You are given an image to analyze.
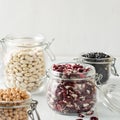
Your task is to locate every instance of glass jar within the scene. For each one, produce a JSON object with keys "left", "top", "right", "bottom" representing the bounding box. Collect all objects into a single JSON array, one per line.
[
  {"left": 0, "top": 34, "right": 55, "bottom": 92},
  {"left": 0, "top": 88, "right": 40, "bottom": 120},
  {"left": 47, "top": 62, "right": 97, "bottom": 115},
  {"left": 79, "top": 52, "right": 119, "bottom": 84},
  {"left": 0, "top": 99, "right": 40, "bottom": 120}
]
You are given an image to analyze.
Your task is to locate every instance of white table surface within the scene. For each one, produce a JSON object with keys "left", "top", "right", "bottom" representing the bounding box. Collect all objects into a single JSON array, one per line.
[{"left": 1, "top": 56, "right": 120, "bottom": 120}]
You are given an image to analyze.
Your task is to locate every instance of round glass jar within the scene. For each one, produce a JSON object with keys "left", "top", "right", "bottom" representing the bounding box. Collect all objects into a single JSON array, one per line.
[
  {"left": 100, "top": 78, "right": 120, "bottom": 113},
  {"left": 47, "top": 62, "right": 97, "bottom": 115},
  {"left": 79, "top": 52, "right": 119, "bottom": 84},
  {"left": 0, "top": 34, "right": 55, "bottom": 92},
  {"left": 0, "top": 88, "right": 40, "bottom": 120}
]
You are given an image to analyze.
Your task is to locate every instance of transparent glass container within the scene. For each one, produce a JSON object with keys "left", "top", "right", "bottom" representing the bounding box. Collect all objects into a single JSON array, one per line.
[
  {"left": 100, "top": 78, "right": 120, "bottom": 113},
  {"left": 0, "top": 94, "right": 40, "bottom": 120},
  {"left": 0, "top": 34, "right": 55, "bottom": 92},
  {"left": 47, "top": 62, "right": 97, "bottom": 115},
  {"left": 79, "top": 52, "right": 119, "bottom": 84}
]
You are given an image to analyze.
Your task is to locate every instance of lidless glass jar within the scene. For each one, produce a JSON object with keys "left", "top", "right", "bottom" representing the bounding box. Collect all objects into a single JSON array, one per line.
[
  {"left": 79, "top": 52, "right": 119, "bottom": 84},
  {"left": 47, "top": 62, "right": 97, "bottom": 116},
  {"left": 0, "top": 99, "right": 40, "bottom": 120},
  {"left": 0, "top": 89, "right": 40, "bottom": 120},
  {"left": 0, "top": 34, "right": 55, "bottom": 92}
]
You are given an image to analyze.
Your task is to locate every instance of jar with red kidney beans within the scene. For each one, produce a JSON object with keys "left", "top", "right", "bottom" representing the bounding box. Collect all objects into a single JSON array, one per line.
[{"left": 47, "top": 62, "right": 97, "bottom": 116}]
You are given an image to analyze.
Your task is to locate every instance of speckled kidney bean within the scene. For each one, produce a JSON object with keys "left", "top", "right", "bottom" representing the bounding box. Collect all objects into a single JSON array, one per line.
[{"left": 47, "top": 63, "right": 96, "bottom": 115}]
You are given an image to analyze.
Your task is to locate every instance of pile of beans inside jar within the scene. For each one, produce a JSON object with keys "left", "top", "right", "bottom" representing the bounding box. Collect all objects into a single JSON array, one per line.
[
  {"left": 0, "top": 88, "right": 30, "bottom": 120},
  {"left": 81, "top": 52, "right": 112, "bottom": 84},
  {"left": 5, "top": 48, "right": 45, "bottom": 92},
  {"left": 47, "top": 63, "right": 96, "bottom": 115}
]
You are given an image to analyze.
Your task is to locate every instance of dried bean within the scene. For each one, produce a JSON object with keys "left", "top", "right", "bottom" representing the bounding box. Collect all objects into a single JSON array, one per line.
[
  {"left": 47, "top": 63, "right": 96, "bottom": 115},
  {"left": 82, "top": 52, "right": 111, "bottom": 84},
  {"left": 5, "top": 48, "right": 45, "bottom": 92},
  {"left": 0, "top": 88, "right": 30, "bottom": 120},
  {"left": 90, "top": 116, "right": 99, "bottom": 120}
]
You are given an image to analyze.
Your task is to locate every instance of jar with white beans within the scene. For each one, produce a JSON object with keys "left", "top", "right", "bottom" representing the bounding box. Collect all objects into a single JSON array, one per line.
[{"left": 0, "top": 34, "right": 55, "bottom": 92}]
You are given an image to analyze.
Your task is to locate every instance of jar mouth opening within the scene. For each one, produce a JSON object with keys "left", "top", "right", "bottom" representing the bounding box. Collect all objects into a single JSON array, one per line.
[
  {"left": 3, "top": 35, "right": 46, "bottom": 48},
  {"left": 50, "top": 62, "right": 96, "bottom": 79},
  {"left": 81, "top": 56, "right": 114, "bottom": 64},
  {"left": 80, "top": 52, "right": 114, "bottom": 64},
  {"left": 0, "top": 92, "right": 32, "bottom": 108},
  {"left": 51, "top": 71, "right": 96, "bottom": 80}
]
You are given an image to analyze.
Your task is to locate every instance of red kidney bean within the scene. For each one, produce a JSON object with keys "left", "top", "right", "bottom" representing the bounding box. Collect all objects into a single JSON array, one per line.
[
  {"left": 78, "top": 113, "right": 85, "bottom": 118},
  {"left": 90, "top": 116, "right": 99, "bottom": 120}
]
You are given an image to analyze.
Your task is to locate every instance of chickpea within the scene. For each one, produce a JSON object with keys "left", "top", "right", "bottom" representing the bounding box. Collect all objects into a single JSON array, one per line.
[{"left": 0, "top": 88, "right": 30, "bottom": 120}]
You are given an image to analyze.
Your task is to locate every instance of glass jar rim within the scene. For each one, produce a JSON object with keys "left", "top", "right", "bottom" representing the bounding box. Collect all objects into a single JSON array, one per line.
[
  {"left": 3, "top": 34, "right": 46, "bottom": 48},
  {"left": 0, "top": 92, "right": 32, "bottom": 108},
  {"left": 81, "top": 56, "right": 114, "bottom": 64},
  {"left": 80, "top": 52, "right": 114, "bottom": 64},
  {"left": 49, "top": 62, "right": 96, "bottom": 79}
]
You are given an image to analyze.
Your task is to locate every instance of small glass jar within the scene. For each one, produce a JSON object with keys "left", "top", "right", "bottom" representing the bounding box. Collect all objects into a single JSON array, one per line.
[
  {"left": 0, "top": 99, "right": 40, "bottom": 120},
  {"left": 47, "top": 62, "right": 97, "bottom": 115},
  {"left": 0, "top": 34, "right": 55, "bottom": 92},
  {"left": 0, "top": 91, "right": 40, "bottom": 120},
  {"left": 79, "top": 52, "right": 119, "bottom": 84}
]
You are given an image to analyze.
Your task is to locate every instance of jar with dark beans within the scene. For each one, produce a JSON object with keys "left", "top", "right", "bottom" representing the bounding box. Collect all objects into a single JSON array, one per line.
[
  {"left": 47, "top": 63, "right": 97, "bottom": 116},
  {"left": 81, "top": 52, "right": 118, "bottom": 84}
]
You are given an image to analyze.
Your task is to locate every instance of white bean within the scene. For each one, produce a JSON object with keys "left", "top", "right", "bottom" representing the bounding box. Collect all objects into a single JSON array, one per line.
[{"left": 5, "top": 48, "right": 45, "bottom": 92}]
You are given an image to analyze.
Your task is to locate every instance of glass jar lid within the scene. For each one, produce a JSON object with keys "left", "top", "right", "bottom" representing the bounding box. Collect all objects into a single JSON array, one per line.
[{"left": 100, "top": 78, "right": 120, "bottom": 112}]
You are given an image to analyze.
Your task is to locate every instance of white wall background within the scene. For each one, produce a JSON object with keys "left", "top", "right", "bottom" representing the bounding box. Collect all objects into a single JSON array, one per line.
[{"left": 0, "top": 0, "right": 120, "bottom": 56}]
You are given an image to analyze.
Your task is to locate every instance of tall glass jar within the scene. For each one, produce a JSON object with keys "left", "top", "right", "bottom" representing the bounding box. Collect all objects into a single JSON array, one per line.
[
  {"left": 0, "top": 34, "right": 55, "bottom": 92},
  {"left": 47, "top": 62, "right": 97, "bottom": 116}
]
